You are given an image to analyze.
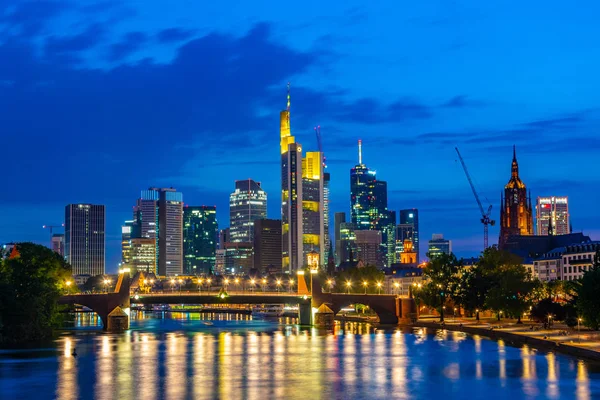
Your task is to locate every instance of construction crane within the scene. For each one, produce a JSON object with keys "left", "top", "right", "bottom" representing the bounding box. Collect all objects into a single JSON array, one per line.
[
  {"left": 314, "top": 125, "right": 326, "bottom": 168},
  {"left": 455, "top": 148, "right": 495, "bottom": 250},
  {"left": 43, "top": 224, "right": 64, "bottom": 245}
]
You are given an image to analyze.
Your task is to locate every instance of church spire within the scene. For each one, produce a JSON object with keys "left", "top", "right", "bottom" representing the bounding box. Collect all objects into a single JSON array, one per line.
[{"left": 511, "top": 145, "right": 519, "bottom": 178}]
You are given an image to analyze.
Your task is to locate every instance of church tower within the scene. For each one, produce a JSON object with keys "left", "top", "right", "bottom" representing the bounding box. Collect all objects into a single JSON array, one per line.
[{"left": 499, "top": 146, "right": 533, "bottom": 248}]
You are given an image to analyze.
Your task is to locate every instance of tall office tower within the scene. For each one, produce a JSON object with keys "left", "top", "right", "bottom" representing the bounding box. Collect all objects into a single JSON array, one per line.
[
  {"left": 380, "top": 210, "right": 396, "bottom": 266},
  {"left": 254, "top": 219, "right": 283, "bottom": 273},
  {"left": 428, "top": 234, "right": 452, "bottom": 257},
  {"left": 536, "top": 196, "right": 570, "bottom": 236},
  {"left": 334, "top": 212, "right": 346, "bottom": 265},
  {"left": 355, "top": 230, "right": 382, "bottom": 267},
  {"left": 133, "top": 188, "right": 183, "bottom": 276},
  {"left": 121, "top": 220, "right": 133, "bottom": 265},
  {"left": 323, "top": 172, "right": 331, "bottom": 259},
  {"left": 350, "top": 140, "right": 375, "bottom": 230},
  {"left": 395, "top": 223, "right": 414, "bottom": 259},
  {"left": 222, "top": 242, "right": 254, "bottom": 275},
  {"left": 218, "top": 228, "right": 230, "bottom": 249},
  {"left": 183, "top": 206, "right": 218, "bottom": 275},
  {"left": 399, "top": 209, "right": 420, "bottom": 262},
  {"left": 229, "top": 179, "right": 267, "bottom": 243},
  {"left": 51, "top": 234, "right": 65, "bottom": 257},
  {"left": 65, "top": 204, "right": 105, "bottom": 276},
  {"left": 499, "top": 146, "right": 533, "bottom": 248},
  {"left": 302, "top": 151, "right": 325, "bottom": 267},
  {"left": 280, "top": 84, "right": 303, "bottom": 273},
  {"left": 338, "top": 222, "right": 357, "bottom": 263},
  {"left": 130, "top": 238, "right": 156, "bottom": 274}
]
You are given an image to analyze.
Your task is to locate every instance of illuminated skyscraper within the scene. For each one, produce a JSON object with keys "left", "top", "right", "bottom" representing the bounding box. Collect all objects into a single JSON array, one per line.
[
  {"left": 350, "top": 140, "right": 375, "bottom": 230},
  {"left": 65, "top": 204, "right": 105, "bottom": 276},
  {"left": 183, "top": 206, "right": 218, "bottom": 275},
  {"left": 133, "top": 188, "right": 183, "bottom": 276},
  {"left": 428, "top": 234, "right": 452, "bottom": 257},
  {"left": 121, "top": 220, "right": 133, "bottom": 266},
  {"left": 399, "top": 209, "right": 419, "bottom": 262},
  {"left": 355, "top": 230, "right": 381, "bottom": 266},
  {"left": 536, "top": 196, "right": 570, "bottom": 236},
  {"left": 229, "top": 179, "right": 267, "bottom": 243},
  {"left": 323, "top": 172, "right": 331, "bottom": 258},
  {"left": 302, "top": 150, "right": 325, "bottom": 267},
  {"left": 281, "top": 84, "right": 303, "bottom": 273},
  {"left": 338, "top": 221, "right": 357, "bottom": 263},
  {"left": 334, "top": 212, "right": 346, "bottom": 264},
  {"left": 254, "top": 219, "right": 282, "bottom": 272},
  {"left": 499, "top": 147, "right": 533, "bottom": 248},
  {"left": 130, "top": 238, "right": 156, "bottom": 274}
]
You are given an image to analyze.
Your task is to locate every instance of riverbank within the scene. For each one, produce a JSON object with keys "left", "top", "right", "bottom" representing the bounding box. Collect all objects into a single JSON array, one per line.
[{"left": 413, "top": 319, "right": 600, "bottom": 362}]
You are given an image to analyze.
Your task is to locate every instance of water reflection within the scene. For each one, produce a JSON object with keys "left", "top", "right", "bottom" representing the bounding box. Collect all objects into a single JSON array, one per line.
[{"left": 1, "top": 312, "right": 600, "bottom": 400}]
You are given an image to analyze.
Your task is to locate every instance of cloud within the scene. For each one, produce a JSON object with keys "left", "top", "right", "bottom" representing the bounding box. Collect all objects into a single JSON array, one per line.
[
  {"left": 440, "top": 95, "right": 484, "bottom": 108},
  {"left": 108, "top": 31, "right": 147, "bottom": 61},
  {"left": 156, "top": 27, "right": 195, "bottom": 43}
]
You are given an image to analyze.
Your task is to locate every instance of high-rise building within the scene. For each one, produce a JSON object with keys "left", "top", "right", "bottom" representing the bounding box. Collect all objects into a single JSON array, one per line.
[
  {"left": 395, "top": 223, "right": 414, "bottom": 260},
  {"left": 51, "top": 234, "right": 64, "bottom": 257},
  {"left": 65, "top": 204, "right": 105, "bottom": 276},
  {"left": 379, "top": 210, "right": 396, "bottom": 266},
  {"left": 281, "top": 84, "right": 303, "bottom": 274},
  {"left": 130, "top": 238, "right": 156, "bottom": 274},
  {"left": 334, "top": 212, "right": 346, "bottom": 265},
  {"left": 219, "top": 228, "right": 230, "bottom": 249},
  {"left": 229, "top": 179, "right": 267, "bottom": 243},
  {"left": 350, "top": 140, "right": 376, "bottom": 230},
  {"left": 428, "top": 234, "right": 452, "bottom": 258},
  {"left": 399, "top": 209, "right": 419, "bottom": 262},
  {"left": 499, "top": 147, "right": 533, "bottom": 248},
  {"left": 133, "top": 188, "right": 183, "bottom": 276},
  {"left": 323, "top": 172, "right": 331, "bottom": 259},
  {"left": 121, "top": 220, "right": 133, "bottom": 266},
  {"left": 253, "top": 219, "right": 282, "bottom": 272},
  {"left": 302, "top": 150, "right": 325, "bottom": 267},
  {"left": 183, "top": 206, "right": 218, "bottom": 275},
  {"left": 338, "top": 222, "right": 357, "bottom": 263},
  {"left": 355, "top": 230, "right": 381, "bottom": 266},
  {"left": 536, "top": 196, "right": 570, "bottom": 236},
  {"left": 219, "top": 242, "right": 253, "bottom": 275}
]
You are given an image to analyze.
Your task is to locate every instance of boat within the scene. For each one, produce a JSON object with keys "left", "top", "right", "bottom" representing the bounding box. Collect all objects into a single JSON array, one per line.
[{"left": 252, "top": 304, "right": 284, "bottom": 319}]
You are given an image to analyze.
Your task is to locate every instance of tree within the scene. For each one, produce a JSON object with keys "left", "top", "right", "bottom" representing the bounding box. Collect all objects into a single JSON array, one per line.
[
  {"left": 334, "top": 265, "right": 385, "bottom": 294},
  {"left": 575, "top": 250, "right": 600, "bottom": 330},
  {"left": 422, "top": 253, "right": 462, "bottom": 322},
  {"left": 530, "top": 298, "right": 566, "bottom": 323},
  {"left": 454, "top": 265, "right": 492, "bottom": 321},
  {"left": 0, "top": 243, "right": 73, "bottom": 345}
]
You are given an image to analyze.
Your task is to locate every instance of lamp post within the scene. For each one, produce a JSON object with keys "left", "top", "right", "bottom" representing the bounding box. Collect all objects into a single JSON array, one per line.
[
  {"left": 453, "top": 307, "right": 457, "bottom": 323},
  {"left": 262, "top": 278, "right": 267, "bottom": 292},
  {"left": 475, "top": 309, "right": 480, "bottom": 323},
  {"left": 206, "top": 278, "right": 212, "bottom": 293},
  {"left": 393, "top": 282, "right": 400, "bottom": 296},
  {"left": 327, "top": 279, "right": 334, "bottom": 293},
  {"left": 103, "top": 278, "right": 111, "bottom": 293},
  {"left": 224, "top": 278, "right": 230, "bottom": 292},
  {"left": 289, "top": 278, "right": 295, "bottom": 293},
  {"left": 376, "top": 281, "right": 383, "bottom": 295},
  {"left": 363, "top": 281, "right": 368, "bottom": 294},
  {"left": 276, "top": 279, "right": 282, "bottom": 293},
  {"left": 346, "top": 280, "right": 352, "bottom": 294},
  {"left": 170, "top": 278, "right": 176, "bottom": 293},
  {"left": 198, "top": 278, "right": 204, "bottom": 293},
  {"left": 250, "top": 278, "right": 256, "bottom": 294},
  {"left": 578, "top": 318, "right": 582, "bottom": 342},
  {"left": 65, "top": 280, "right": 72, "bottom": 294},
  {"left": 178, "top": 278, "right": 183, "bottom": 294},
  {"left": 234, "top": 278, "right": 240, "bottom": 293}
]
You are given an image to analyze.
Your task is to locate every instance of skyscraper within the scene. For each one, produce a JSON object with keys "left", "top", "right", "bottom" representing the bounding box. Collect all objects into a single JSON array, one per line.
[
  {"left": 536, "top": 196, "right": 570, "bottom": 236},
  {"left": 65, "top": 204, "right": 105, "bottom": 276},
  {"left": 253, "top": 219, "right": 282, "bottom": 273},
  {"left": 399, "top": 209, "right": 420, "bottom": 262},
  {"left": 52, "top": 234, "right": 64, "bottom": 257},
  {"left": 338, "top": 222, "right": 357, "bottom": 263},
  {"left": 355, "top": 230, "right": 381, "bottom": 266},
  {"left": 229, "top": 179, "right": 267, "bottom": 243},
  {"left": 183, "top": 206, "right": 218, "bottom": 275},
  {"left": 121, "top": 220, "right": 133, "bottom": 266},
  {"left": 334, "top": 212, "right": 346, "bottom": 265},
  {"left": 302, "top": 150, "right": 325, "bottom": 267},
  {"left": 350, "top": 140, "right": 375, "bottom": 230},
  {"left": 428, "top": 234, "right": 452, "bottom": 257},
  {"left": 133, "top": 188, "right": 183, "bottom": 276},
  {"left": 130, "top": 238, "right": 156, "bottom": 274},
  {"left": 323, "top": 172, "right": 331, "bottom": 259},
  {"left": 499, "top": 146, "right": 533, "bottom": 248},
  {"left": 281, "top": 84, "right": 303, "bottom": 273}
]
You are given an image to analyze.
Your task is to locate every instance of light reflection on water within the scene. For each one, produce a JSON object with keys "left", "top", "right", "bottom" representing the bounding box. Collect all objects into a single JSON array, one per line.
[{"left": 1, "top": 312, "right": 600, "bottom": 400}]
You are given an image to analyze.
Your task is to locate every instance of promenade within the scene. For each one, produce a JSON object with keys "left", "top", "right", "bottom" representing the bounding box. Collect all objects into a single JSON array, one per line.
[{"left": 414, "top": 316, "right": 600, "bottom": 361}]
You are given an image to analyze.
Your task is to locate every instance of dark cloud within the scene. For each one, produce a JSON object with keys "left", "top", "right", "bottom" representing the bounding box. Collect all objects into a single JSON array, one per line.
[
  {"left": 1, "top": 0, "right": 68, "bottom": 36},
  {"left": 44, "top": 23, "right": 105, "bottom": 62},
  {"left": 441, "top": 95, "right": 484, "bottom": 108},
  {"left": 108, "top": 31, "right": 147, "bottom": 61},
  {"left": 156, "top": 27, "right": 195, "bottom": 43}
]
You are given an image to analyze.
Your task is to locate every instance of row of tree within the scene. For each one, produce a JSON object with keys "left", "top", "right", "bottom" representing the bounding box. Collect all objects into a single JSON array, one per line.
[{"left": 416, "top": 247, "right": 600, "bottom": 330}]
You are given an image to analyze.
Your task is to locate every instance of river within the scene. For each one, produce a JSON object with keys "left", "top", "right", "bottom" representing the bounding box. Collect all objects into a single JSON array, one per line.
[{"left": 1, "top": 311, "right": 599, "bottom": 399}]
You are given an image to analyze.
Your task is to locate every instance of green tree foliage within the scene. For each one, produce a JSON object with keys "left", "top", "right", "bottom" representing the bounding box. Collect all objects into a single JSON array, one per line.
[
  {"left": 530, "top": 298, "right": 566, "bottom": 322},
  {"left": 421, "top": 253, "right": 462, "bottom": 321},
  {"left": 0, "top": 243, "right": 73, "bottom": 345},
  {"left": 454, "top": 265, "right": 491, "bottom": 321},
  {"left": 334, "top": 265, "right": 385, "bottom": 294},
  {"left": 575, "top": 250, "right": 600, "bottom": 330}
]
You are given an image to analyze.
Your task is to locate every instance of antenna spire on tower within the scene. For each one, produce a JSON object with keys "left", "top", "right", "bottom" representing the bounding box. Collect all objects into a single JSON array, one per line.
[
  {"left": 358, "top": 139, "right": 362, "bottom": 165},
  {"left": 286, "top": 82, "right": 290, "bottom": 111}
]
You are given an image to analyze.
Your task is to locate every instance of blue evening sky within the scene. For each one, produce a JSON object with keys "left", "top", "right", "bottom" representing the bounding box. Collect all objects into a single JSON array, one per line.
[{"left": 2, "top": 1, "right": 599, "bottom": 271}]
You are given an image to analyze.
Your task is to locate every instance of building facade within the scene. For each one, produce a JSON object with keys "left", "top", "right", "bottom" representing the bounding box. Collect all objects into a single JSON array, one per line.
[
  {"left": 499, "top": 147, "right": 533, "bottom": 248},
  {"left": 65, "top": 204, "right": 105, "bottom": 276},
  {"left": 302, "top": 151, "right": 325, "bottom": 267},
  {"left": 350, "top": 140, "right": 376, "bottom": 230},
  {"left": 334, "top": 212, "right": 346, "bottom": 265},
  {"left": 355, "top": 229, "right": 381, "bottom": 267},
  {"left": 561, "top": 242, "right": 600, "bottom": 281},
  {"left": 130, "top": 238, "right": 156, "bottom": 274},
  {"left": 536, "top": 196, "right": 570, "bottom": 236},
  {"left": 253, "top": 219, "right": 282, "bottom": 273},
  {"left": 52, "top": 234, "right": 65, "bottom": 257},
  {"left": 121, "top": 220, "right": 133, "bottom": 266},
  {"left": 323, "top": 172, "right": 331, "bottom": 259},
  {"left": 399, "top": 209, "right": 419, "bottom": 262},
  {"left": 428, "top": 234, "right": 452, "bottom": 258},
  {"left": 183, "top": 206, "right": 218, "bottom": 275},
  {"left": 229, "top": 179, "right": 267, "bottom": 243}
]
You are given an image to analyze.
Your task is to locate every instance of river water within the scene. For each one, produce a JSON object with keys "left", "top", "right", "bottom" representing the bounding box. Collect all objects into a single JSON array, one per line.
[{"left": 1, "top": 311, "right": 599, "bottom": 399}]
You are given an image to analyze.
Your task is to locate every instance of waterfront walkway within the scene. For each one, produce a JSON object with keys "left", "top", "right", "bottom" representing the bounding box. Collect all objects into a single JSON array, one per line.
[{"left": 414, "top": 317, "right": 600, "bottom": 361}]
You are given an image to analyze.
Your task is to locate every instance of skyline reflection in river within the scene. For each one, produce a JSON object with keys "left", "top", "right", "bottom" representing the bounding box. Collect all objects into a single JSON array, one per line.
[{"left": 1, "top": 312, "right": 600, "bottom": 399}]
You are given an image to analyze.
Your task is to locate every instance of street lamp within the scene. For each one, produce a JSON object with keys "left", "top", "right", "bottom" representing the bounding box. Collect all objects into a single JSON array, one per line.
[
  {"left": 262, "top": 277, "right": 267, "bottom": 292},
  {"left": 224, "top": 278, "right": 230, "bottom": 292},
  {"left": 346, "top": 280, "right": 352, "bottom": 294},
  {"left": 362, "top": 281, "right": 368, "bottom": 294},
  {"left": 578, "top": 318, "right": 582, "bottom": 342},
  {"left": 103, "top": 278, "right": 111, "bottom": 293},
  {"left": 198, "top": 278, "right": 204, "bottom": 293},
  {"left": 276, "top": 279, "right": 282, "bottom": 293},
  {"left": 376, "top": 281, "right": 383, "bottom": 295},
  {"left": 453, "top": 307, "right": 457, "bottom": 323},
  {"left": 393, "top": 282, "right": 400, "bottom": 295},
  {"left": 289, "top": 278, "right": 295, "bottom": 293},
  {"left": 234, "top": 277, "right": 240, "bottom": 293},
  {"left": 170, "top": 278, "right": 176, "bottom": 293},
  {"left": 206, "top": 278, "right": 212, "bottom": 292},
  {"left": 178, "top": 278, "right": 183, "bottom": 294},
  {"left": 250, "top": 278, "right": 256, "bottom": 293},
  {"left": 327, "top": 279, "right": 334, "bottom": 293},
  {"left": 65, "top": 280, "right": 72, "bottom": 294}
]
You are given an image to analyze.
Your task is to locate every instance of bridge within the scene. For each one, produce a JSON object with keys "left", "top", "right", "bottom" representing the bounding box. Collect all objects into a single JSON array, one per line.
[{"left": 59, "top": 273, "right": 416, "bottom": 329}]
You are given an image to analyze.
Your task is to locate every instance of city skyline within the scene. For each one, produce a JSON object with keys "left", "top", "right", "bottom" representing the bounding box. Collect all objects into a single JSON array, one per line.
[{"left": 2, "top": 1, "right": 600, "bottom": 272}]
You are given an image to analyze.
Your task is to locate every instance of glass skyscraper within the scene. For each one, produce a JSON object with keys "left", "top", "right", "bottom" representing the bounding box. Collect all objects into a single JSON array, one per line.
[
  {"left": 183, "top": 206, "right": 218, "bottom": 275},
  {"left": 399, "top": 209, "right": 419, "bottom": 263},
  {"left": 536, "top": 196, "right": 569, "bottom": 236},
  {"left": 65, "top": 204, "right": 105, "bottom": 276},
  {"left": 229, "top": 179, "right": 267, "bottom": 243}
]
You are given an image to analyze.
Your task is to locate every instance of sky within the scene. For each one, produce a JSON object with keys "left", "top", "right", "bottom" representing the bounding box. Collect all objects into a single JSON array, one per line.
[{"left": 2, "top": 0, "right": 600, "bottom": 272}]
